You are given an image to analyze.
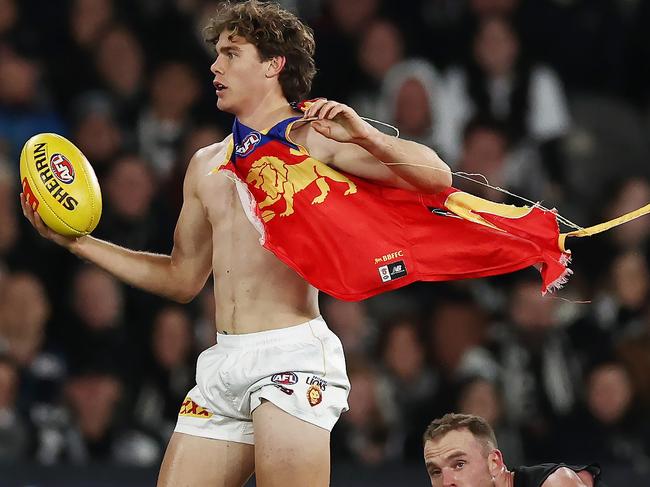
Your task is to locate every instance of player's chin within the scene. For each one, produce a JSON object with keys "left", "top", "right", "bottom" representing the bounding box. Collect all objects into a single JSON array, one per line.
[{"left": 215, "top": 95, "right": 234, "bottom": 113}]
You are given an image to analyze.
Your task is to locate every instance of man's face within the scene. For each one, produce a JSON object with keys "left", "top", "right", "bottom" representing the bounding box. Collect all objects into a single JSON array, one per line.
[
  {"left": 210, "top": 31, "right": 271, "bottom": 114},
  {"left": 423, "top": 429, "right": 495, "bottom": 487}
]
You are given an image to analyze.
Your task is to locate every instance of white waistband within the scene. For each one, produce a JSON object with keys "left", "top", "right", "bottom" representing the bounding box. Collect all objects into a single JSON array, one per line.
[{"left": 216, "top": 316, "right": 328, "bottom": 348}]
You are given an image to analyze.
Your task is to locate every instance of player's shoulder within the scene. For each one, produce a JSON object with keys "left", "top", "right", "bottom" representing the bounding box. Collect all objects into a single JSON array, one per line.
[
  {"left": 193, "top": 134, "right": 233, "bottom": 163},
  {"left": 187, "top": 134, "right": 234, "bottom": 173},
  {"left": 544, "top": 467, "right": 593, "bottom": 487}
]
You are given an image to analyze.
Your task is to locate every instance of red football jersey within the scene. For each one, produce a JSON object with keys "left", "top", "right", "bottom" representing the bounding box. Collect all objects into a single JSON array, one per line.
[{"left": 216, "top": 114, "right": 571, "bottom": 301}]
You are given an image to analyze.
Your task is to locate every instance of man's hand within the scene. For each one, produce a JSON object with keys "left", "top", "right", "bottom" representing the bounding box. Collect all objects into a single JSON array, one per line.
[
  {"left": 20, "top": 193, "right": 77, "bottom": 248},
  {"left": 303, "top": 98, "right": 376, "bottom": 144}
]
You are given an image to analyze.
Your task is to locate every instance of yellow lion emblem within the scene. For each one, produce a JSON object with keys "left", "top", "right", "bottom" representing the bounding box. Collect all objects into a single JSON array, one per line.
[{"left": 246, "top": 156, "right": 357, "bottom": 222}]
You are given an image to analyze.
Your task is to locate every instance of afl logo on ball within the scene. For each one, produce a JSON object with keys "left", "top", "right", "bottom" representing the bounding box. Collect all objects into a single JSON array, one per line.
[{"left": 49, "top": 153, "right": 75, "bottom": 184}]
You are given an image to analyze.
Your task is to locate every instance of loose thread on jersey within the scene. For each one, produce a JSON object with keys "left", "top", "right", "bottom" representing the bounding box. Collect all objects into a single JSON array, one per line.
[
  {"left": 547, "top": 296, "right": 592, "bottom": 304},
  {"left": 360, "top": 117, "right": 400, "bottom": 138},
  {"left": 300, "top": 116, "right": 401, "bottom": 138},
  {"left": 382, "top": 161, "right": 584, "bottom": 231}
]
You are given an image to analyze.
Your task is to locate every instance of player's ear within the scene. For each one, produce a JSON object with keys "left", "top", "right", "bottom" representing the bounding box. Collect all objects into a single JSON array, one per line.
[
  {"left": 265, "top": 55, "right": 286, "bottom": 78},
  {"left": 487, "top": 449, "right": 505, "bottom": 478}
]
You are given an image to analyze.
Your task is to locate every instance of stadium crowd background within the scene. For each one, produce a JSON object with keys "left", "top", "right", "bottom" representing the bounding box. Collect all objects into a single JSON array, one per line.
[{"left": 1, "top": 0, "right": 650, "bottom": 483}]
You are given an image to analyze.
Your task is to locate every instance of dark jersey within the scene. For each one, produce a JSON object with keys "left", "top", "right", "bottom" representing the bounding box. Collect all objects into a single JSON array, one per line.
[{"left": 513, "top": 463, "right": 604, "bottom": 487}]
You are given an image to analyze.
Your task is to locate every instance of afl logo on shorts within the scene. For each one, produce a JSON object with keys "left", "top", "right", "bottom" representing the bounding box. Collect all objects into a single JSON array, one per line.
[
  {"left": 236, "top": 132, "right": 261, "bottom": 157},
  {"left": 49, "top": 153, "right": 75, "bottom": 184},
  {"left": 272, "top": 372, "right": 298, "bottom": 385}
]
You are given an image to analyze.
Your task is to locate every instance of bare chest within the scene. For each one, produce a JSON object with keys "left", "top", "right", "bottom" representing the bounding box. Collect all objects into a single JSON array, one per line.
[{"left": 195, "top": 160, "right": 256, "bottom": 238}]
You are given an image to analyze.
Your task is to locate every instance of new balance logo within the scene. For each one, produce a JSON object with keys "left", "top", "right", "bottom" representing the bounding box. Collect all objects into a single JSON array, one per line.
[{"left": 378, "top": 260, "right": 407, "bottom": 282}]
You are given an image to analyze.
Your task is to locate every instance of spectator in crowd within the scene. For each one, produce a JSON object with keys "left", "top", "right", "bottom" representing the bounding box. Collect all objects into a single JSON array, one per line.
[
  {"left": 455, "top": 115, "right": 547, "bottom": 202},
  {"left": 331, "top": 356, "right": 400, "bottom": 465},
  {"left": 0, "top": 163, "right": 19, "bottom": 263},
  {"left": 92, "top": 24, "right": 146, "bottom": 128},
  {"left": 575, "top": 176, "right": 650, "bottom": 291},
  {"left": 321, "top": 296, "right": 376, "bottom": 356},
  {"left": 555, "top": 359, "right": 650, "bottom": 473},
  {"left": 482, "top": 273, "right": 582, "bottom": 462},
  {"left": 441, "top": 15, "right": 570, "bottom": 186},
  {"left": 349, "top": 18, "right": 405, "bottom": 119},
  {"left": 518, "top": 0, "right": 627, "bottom": 96},
  {"left": 0, "top": 270, "right": 68, "bottom": 467},
  {"left": 0, "top": 48, "right": 66, "bottom": 162},
  {"left": 616, "top": 308, "right": 650, "bottom": 412},
  {"left": 591, "top": 250, "right": 649, "bottom": 341},
  {"left": 94, "top": 154, "right": 175, "bottom": 339},
  {"left": 0, "top": 272, "right": 49, "bottom": 366},
  {"left": 97, "top": 154, "right": 164, "bottom": 248},
  {"left": 455, "top": 375, "right": 525, "bottom": 467},
  {"left": 375, "top": 59, "right": 446, "bottom": 155},
  {"left": 0, "top": 271, "right": 66, "bottom": 405},
  {"left": 70, "top": 94, "right": 125, "bottom": 179},
  {"left": 378, "top": 316, "right": 440, "bottom": 461},
  {"left": 132, "top": 306, "right": 197, "bottom": 445},
  {"left": 62, "top": 266, "right": 134, "bottom": 386},
  {"left": 0, "top": 0, "right": 18, "bottom": 45},
  {"left": 50, "top": 0, "right": 115, "bottom": 111},
  {"left": 137, "top": 61, "right": 201, "bottom": 180},
  {"left": 428, "top": 295, "right": 490, "bottom": 388},
  {"left": 380, "top": 317, "right": 437, "bottom": 414},
  {"left": 57, "top": 364, "right": 160, "bottom": 465},
  {"left": 0, "top": 353, "right": 30, "bottom": 462},
  {"left": 311, "top": 0, "right": 380, "bottom": 101},
  {"left": 0, "top": 0, "right": 38, "bottom": 55},
  {"left": 603, "top": 177, "right": 650, "bottom": 254}
]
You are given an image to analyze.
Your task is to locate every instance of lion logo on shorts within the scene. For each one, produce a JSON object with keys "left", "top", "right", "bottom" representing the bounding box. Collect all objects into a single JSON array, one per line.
[
  {"left": 307, "top": 384, "right": 323, "bottom": 407},
  {"left": 245, "top": 156, "right": 357, "bottom": 222}
]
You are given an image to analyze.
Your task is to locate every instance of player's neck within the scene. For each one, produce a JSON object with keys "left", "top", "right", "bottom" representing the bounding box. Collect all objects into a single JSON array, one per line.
[{"left": 236, "top": 92, "right": 295, "bottom": 132}]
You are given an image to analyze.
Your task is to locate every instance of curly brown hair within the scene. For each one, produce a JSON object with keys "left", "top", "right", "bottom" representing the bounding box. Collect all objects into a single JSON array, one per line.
[{"left": 204, "top": 0, "right": 316, "bottom": 102}]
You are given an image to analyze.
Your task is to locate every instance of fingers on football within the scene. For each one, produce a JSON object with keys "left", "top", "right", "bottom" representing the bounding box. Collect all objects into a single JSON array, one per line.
[
  {"left": 20, "top": 194, "right": 48, "bottom": 236},
  {"left": 33, "top": 212, "right": 49, "bottom": 236},
  {"left": 20, "top": 193, "right": 34, "bottom": 220}
]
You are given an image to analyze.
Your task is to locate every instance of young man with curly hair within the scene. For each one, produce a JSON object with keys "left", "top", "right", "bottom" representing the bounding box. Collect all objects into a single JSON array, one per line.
[{"left": 21, "top": 1, "right": 451, "bottom": 485}]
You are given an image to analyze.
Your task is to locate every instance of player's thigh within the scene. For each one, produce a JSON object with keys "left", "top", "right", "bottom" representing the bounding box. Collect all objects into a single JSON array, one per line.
[
  {"left": 157, "top": 432, "right": 255, "bottom": 487},
  {"left": 252, "top": 400, "right": 330, "bottom": 487}
]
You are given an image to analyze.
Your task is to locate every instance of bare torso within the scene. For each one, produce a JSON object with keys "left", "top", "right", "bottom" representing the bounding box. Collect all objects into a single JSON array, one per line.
[{"left": 193, "top": 138, "right": 319, "bottom": 334}]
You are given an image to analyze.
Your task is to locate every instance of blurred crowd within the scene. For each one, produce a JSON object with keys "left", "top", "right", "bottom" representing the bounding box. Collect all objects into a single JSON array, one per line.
[{"left": 0, "top": 0, "right": 649, "bottom": 475}]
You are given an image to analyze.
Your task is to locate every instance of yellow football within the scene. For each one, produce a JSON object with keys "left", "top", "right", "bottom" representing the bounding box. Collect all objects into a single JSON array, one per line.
[{"left": 19, "top": 133, "right": 102, "bottom": 237}]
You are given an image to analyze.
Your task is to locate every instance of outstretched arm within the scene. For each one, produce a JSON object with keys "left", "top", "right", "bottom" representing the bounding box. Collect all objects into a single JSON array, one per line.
[
  {"left": 299, "top": 98, "right": 452, "bottom": 193},
  {"left": 20, "top": 145, "right": 217, "bottom": 303}
]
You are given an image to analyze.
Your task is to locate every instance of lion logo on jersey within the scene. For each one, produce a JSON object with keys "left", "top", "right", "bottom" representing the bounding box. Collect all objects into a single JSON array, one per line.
[{"left": 245, "top": 156, "right": 357, "bottom": 222}]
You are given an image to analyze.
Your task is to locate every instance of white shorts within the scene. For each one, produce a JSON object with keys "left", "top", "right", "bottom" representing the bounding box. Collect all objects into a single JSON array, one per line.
[{"left": 174, "top": 316, "right": 350, "bottom": 445}]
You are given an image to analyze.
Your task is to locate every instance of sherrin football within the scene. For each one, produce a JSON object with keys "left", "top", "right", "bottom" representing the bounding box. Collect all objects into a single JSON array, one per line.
[{"left": 20, "top": 133, "right": 102, "bottom": 237}]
